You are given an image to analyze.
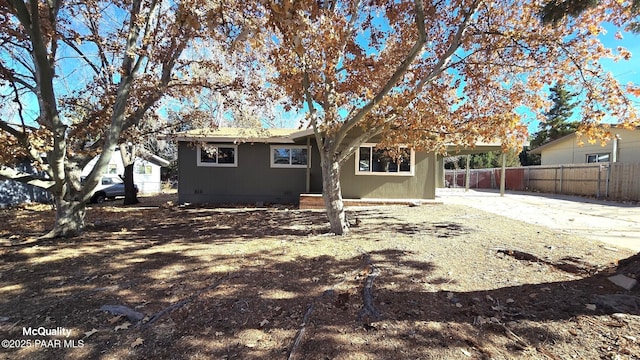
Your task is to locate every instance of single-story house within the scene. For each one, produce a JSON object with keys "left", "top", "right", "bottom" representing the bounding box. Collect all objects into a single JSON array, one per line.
[
  {"left": 529, "top": 127, "right": 640, "bottom": 165},
  {"left": 0, "top": 161, "right": 50, "bottom": 207},
  {"left": 175, "top": 128, "right": 503, "bottom": 205},
  {"left": 82, "top": 149, "right": 170, "bottom": 194}
]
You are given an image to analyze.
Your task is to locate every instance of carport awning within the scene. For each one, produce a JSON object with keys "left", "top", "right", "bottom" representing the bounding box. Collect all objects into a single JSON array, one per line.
[{"left": 445, "top": 143, "right": 503, "bottom": 155}]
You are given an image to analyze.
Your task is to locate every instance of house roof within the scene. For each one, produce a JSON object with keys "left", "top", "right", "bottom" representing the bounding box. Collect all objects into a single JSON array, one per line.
[
  {"left": 175, "top": 128, "right": 314, "bottom": 144},
  {"left": 176, "top": 127, "right": 508, "bottom": 153},
  {"left": 445, "top": 141, "right": 505, "bottom": 155},
  {"left": 528, "top": 125, "right": 639, "bottom": 155},
  {"left": 112, "top": 148, "right": 171, "bottom": 167},
  {"left": 528, "top": 133, "right": 575, "bottom": 155}
]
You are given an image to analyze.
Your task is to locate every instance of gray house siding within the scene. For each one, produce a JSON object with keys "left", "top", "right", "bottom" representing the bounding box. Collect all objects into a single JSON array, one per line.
[
  {"left": 340, "top": 150, "right": 437, "bottom": 199},
  {"left": 178, "top": 142, "right": 321, "bottom": 205},
  {"left": 0, "top": 162, "right": 50, "bottom": 207}
]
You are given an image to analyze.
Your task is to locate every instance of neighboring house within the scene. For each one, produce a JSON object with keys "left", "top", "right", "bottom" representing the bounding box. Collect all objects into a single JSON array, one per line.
[
  {"left": 529, "top": 127, "right": 640, "bottom": 165},
  {"left": 0, "top": 161, "right": 50, "bottom": 207},
  {"left": 82, "top": 149, "right": 170, "bottom": 195},
  {"left": 175, "top": 128, "right": 502, "bottom": 205}
]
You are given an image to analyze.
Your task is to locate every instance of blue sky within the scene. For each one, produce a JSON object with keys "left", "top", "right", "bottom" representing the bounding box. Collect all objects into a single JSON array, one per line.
[
  {"left": 522, "top": 24, "right": 640, "bottom": 135},
  {"left": 2, "top": 11, "right": 639, "bottom": 137}
]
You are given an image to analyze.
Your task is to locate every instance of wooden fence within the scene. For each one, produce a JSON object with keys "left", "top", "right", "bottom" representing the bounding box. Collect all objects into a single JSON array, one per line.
[{"left": 445, "top": 162, "right": 640, "bottom": 202}]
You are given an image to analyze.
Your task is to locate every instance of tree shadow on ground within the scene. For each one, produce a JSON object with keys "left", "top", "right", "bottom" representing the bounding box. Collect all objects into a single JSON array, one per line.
[{"left": 0, "top": 204, "right": 638, "bottom": 359}]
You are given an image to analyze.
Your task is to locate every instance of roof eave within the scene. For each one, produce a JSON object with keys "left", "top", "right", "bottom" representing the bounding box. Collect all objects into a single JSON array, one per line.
[{"left": 175, "top": 135, "right": 296, "bottom": 144}]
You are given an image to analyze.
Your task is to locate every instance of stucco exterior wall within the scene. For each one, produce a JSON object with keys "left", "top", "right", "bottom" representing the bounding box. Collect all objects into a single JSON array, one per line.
[
  {"left": 340, "top": 150, "right": 437, "bottom": 199},
  {"left": 178, "top": 142, "right": 321, "bottom": 204},
  {"left": 178, "top": 138, "right": 438, "bottom": 204}
]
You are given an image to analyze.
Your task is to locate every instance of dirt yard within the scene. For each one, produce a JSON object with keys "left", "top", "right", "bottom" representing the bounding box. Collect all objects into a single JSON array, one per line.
[{"left": 1, "top": 194, "right": 639, "bottom": 360}]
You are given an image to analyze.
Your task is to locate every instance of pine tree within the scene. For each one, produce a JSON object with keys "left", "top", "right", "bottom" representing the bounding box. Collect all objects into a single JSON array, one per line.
[
  {"left": 531, "top": 83, "right": 579, "bottom": 148},
  {"left": 541, "top": 0, "right": 640, "bottom": 32}
]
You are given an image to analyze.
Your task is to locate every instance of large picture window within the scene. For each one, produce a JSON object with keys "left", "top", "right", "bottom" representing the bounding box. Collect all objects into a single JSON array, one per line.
[
  {"left": 270, "top": 145, "right": 309, "bottom": 168},
  {"left": 356, "top": 144, "right": 414, "bottom": 176},
  {"left": 197, "top": 144, "right": 237, "bottom": 167}
]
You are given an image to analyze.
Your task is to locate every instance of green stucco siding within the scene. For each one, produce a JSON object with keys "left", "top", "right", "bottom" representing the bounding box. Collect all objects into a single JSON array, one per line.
[
  {"left": 340, "top": 151, "right": 437, "bottom": 199},
  {"left": 178, "top": 137, "right": 438, "bottom": 204}
]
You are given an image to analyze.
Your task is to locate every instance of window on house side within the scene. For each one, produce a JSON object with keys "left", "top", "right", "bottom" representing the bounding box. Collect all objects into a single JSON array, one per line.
[
  {"left": 197, "top": 144, "right": 238, "bottom": 167},
  {"left": 270, "top": 146, "right": 309, "bottom": 168},
  {"left": 135, "top": 164, "right": 152, "bottom": 174},
  {"left": 356, "top": 144, "right": 414, "bottom": 176},
  {"left": 107, "top": 164, "right": 118, "bottom": 174},
  {"left": 586, "top": 153, "right": 610, "bottom": 163}
]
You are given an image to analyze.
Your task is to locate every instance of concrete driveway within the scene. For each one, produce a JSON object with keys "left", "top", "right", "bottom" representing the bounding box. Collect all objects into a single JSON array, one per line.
[{"left": 437, "top": 188, "right": 640, "bottom": 252}]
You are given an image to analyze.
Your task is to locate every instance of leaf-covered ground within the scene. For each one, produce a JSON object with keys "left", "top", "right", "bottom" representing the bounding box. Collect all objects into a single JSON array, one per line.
[{"left": 1, "top": 194, "right": 639, "bottom": 359}]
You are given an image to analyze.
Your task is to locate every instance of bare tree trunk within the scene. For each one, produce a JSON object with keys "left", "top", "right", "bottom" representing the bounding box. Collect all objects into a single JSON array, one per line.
[
  {"left": 45, "top": 197, "right": 86, "bottom": 238},
  {"left": 119, "top": 144, "right": 139, "bottom": 205},
  {"left": 122, "top": 163, "right": 139, "bottom": 205},
  {"left": 320, "top": 154, "right": 349, "bottom": 235}
]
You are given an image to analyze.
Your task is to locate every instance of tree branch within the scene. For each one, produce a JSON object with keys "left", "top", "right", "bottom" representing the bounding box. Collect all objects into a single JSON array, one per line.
[
  {"left": 332, "top": 0, "right": 428, "bottom": 152},
  {"left": 0, "top": 166, "right": 54, "bottom": 189}
]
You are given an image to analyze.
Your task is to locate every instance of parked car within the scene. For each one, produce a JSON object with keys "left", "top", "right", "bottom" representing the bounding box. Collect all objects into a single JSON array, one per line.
[{"left": 90, "top": 176, "right": 138, "bottom": 203}]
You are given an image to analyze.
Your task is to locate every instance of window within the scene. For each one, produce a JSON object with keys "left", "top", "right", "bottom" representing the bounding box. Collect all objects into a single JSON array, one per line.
[
  {"left": 197, "top": 144, "right": 237, "bottom": 167},
  {"left": 107, "top": 164, "right": 118, "bottom": 174},
  {"left": 135, "top": 164, "right": 152, "bottom": 174},
  {"left": 270, "top": 145, "right": 309, "bottom": 168},
  {"left": 586, "top": 153, "right": 610, "bottom": 163},
  {"left": 356, "top": 144, "right": 414, "bottom": 176}
]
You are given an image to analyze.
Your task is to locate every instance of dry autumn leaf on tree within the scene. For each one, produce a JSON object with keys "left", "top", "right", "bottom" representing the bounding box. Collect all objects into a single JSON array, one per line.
[
  {"left": 0, "top": 0, "right": 279, "bottom": 238},
  {"left": 255, "top": 0, "right": 639, "bottom": 234}
]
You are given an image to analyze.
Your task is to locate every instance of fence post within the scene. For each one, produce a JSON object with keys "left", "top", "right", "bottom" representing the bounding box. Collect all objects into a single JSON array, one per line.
[
  {"left": 597, "top": 164, "right": 601, "bottom": 198},
  {"left": 453, "top": 168, "right": 456, "bottom": 188},
  {"left": 559, "top": 165, "right": 563, "bottom": 193},
  {"left": 606, "top": 163, "right": 611, "bottom": 198},
  {"left": 500, "top": 153, "right": 506, "bottom": 196},
  {"left": 465, "top": 155, "right": 471, "bottom": 192}
]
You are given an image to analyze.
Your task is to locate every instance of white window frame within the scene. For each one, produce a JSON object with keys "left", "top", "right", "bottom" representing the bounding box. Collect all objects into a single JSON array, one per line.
[
  {"left": 355, "top": 143, "right": 415, "bottom": 176},
  {"left": 197, "top": 143, "right": 238, "bottom": 167},
  {"left": 135, "top": 164, "right": 153, "bottom": 174},
  {"left": 586, "top": 153, "right": 610, "bottom": 163},
  {"left": 270, "top": 145, "right": 310, "bottom": 168}
]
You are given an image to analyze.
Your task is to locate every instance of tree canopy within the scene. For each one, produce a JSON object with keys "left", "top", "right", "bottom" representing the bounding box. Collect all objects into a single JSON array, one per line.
[
  {"left": 1, "top": 0, "right": 639, "bottom": 237},
  {"left": 260, "top": 0, "right": 639, "bottom": 234},
  {"left": 0, "top": 0, "right": 269, "bottom": 237},
  {"left": 531, "top": 82, "right": 580, "bottom": 148}
]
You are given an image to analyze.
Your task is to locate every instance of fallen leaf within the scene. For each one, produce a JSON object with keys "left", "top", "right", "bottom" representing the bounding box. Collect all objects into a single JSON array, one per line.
[
  {"left": 214, "top": 331, "right": 224, "bottom": 337},
  {"left": 259, "top": 319, "right": 269, "bottom": 327},
  {"left": 115, "top": 321, "right": 131, "bottom": 331},
  {"left": 83, "top": 328, "right": 98, "bottom": 339},
  {"left": 585, "top": 304, "right": 597, "bottom": 311},
  {"left": 108, "top": 315, "right": 124, "bottom": 324},
  {"left": 131, "top": 337, "right": 144, "bottom": 348}
]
